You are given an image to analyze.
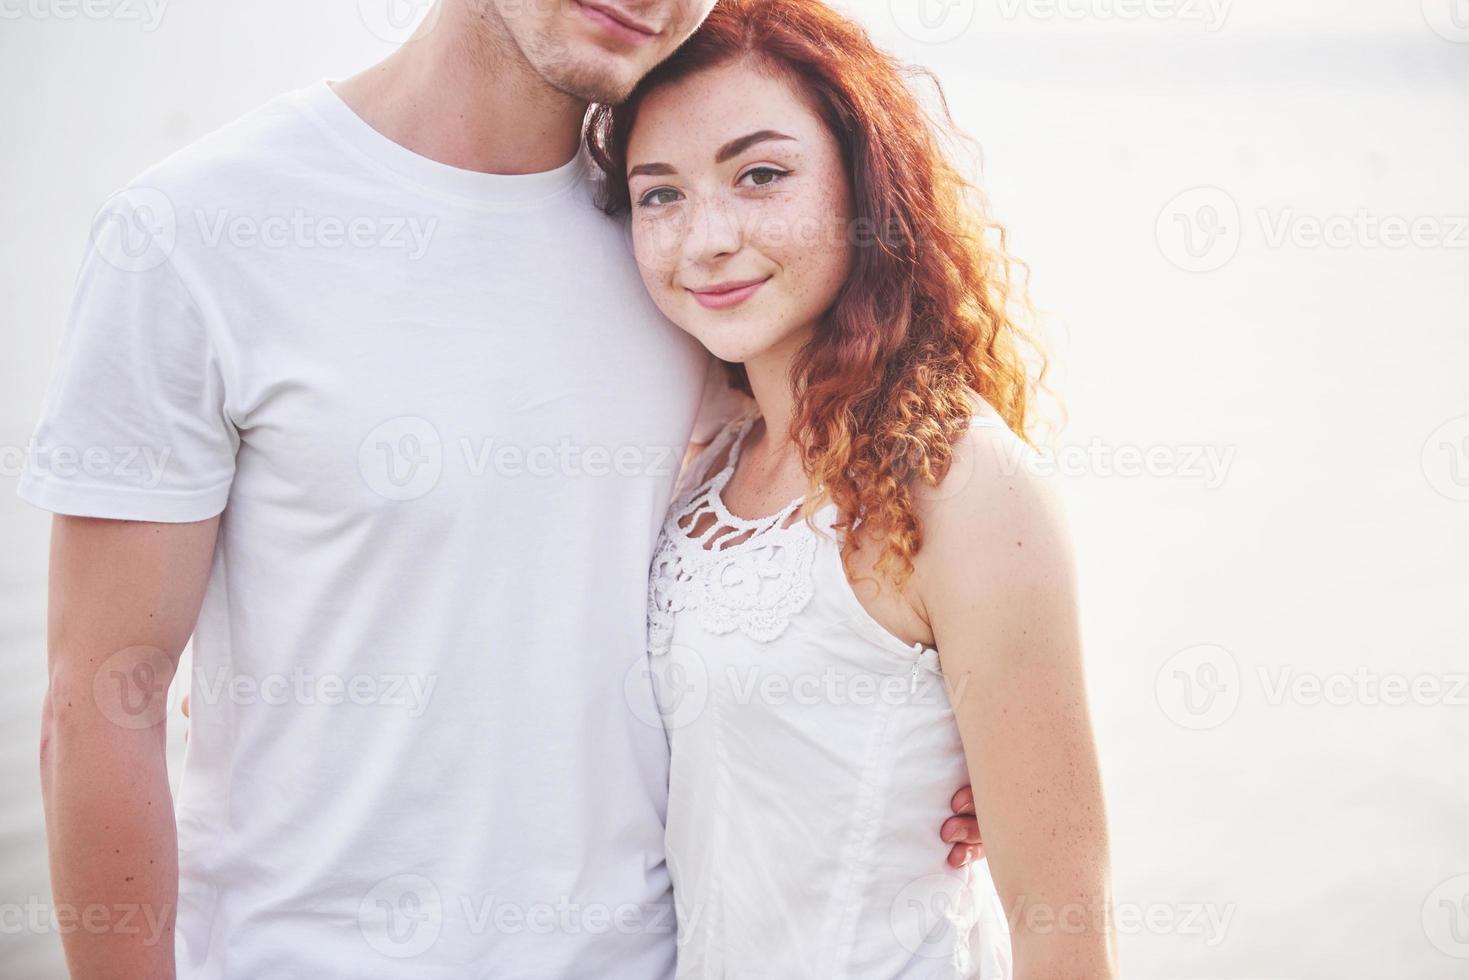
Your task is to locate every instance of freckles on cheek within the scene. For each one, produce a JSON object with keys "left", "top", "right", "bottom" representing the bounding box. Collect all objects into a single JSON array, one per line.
[{"left": 633, "top": 234, "right": 682, "bottom": 312}]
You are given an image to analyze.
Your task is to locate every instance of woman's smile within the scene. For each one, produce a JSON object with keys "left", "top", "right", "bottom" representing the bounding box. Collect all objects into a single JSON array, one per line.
[{"left": 686, "top": 275, "right": 771, "bottom": 309}]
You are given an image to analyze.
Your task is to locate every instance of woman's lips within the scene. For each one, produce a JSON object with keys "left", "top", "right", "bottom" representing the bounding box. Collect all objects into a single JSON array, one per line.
[{"left": 688, "top": 277, "right": 770, "bottom": 310}]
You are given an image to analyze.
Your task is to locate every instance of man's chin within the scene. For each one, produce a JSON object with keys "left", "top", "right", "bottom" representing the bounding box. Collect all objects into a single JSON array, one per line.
[{"left": 541, "top": 55, "right": 642, "bottom": 105}]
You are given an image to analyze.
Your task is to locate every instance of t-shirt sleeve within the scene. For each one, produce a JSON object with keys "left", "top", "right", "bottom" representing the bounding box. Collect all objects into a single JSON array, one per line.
[{"left": 17, "top": 191, "right": 239, "bottom": 522}]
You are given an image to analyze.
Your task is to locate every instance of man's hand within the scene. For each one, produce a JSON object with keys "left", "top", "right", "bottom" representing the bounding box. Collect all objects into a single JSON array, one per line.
[{"left": 942, "top": 785, "right": 984, "bottom": 868}]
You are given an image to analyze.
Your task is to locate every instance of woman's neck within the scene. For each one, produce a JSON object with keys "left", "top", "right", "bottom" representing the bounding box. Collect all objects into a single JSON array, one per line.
[{"left": 738, "top": 325, "right": 813, "bottom": 471}]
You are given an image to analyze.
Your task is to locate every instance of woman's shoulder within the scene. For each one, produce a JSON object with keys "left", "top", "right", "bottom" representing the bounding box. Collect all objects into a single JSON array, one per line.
[{"left": 911, "top": 392, "right": 1069, "bottom": 583}]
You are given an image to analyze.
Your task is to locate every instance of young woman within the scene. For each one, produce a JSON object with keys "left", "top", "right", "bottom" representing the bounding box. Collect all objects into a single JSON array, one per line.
[{"left": 588, "top": 1, "right": 1117, "bottom": 977}]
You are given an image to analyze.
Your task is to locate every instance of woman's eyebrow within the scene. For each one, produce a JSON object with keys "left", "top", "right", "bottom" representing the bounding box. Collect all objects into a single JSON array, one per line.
[
  {"left": 715, "top": 129, "right": 796, "bottom": 163},
  {"left": 627, "top": 130, "right": 797, "bottom": 181},
  {"left": 628, "top": 161, "right": 677, "bottom": 179}
]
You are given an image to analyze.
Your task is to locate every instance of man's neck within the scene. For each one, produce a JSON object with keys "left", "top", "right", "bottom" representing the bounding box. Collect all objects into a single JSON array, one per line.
[{"left": 332, "top": 1, "right": 586, "bottom": 176}]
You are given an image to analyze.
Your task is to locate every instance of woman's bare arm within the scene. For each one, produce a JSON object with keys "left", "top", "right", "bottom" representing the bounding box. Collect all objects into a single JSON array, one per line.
[{"left": 912, "top": 426, "right": 1118, "bottom": 979}]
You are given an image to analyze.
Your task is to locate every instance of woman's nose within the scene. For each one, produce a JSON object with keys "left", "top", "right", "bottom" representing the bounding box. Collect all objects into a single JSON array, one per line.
[{"left": 683, "top": 195, "right": 742, "bottom": 264}]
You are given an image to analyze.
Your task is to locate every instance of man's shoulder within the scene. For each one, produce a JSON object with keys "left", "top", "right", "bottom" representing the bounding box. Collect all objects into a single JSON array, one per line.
[{"left": 120, "top": 85, "right": 323, "bottom": 214}]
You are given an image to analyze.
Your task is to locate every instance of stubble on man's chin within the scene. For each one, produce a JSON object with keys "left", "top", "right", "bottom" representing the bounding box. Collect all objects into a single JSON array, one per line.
[
  {"left": 460, "top": 0, "right": 640, "bottom": 105},
  {"left": 552, "top": 59, "right": 641, "bottom": 105}
]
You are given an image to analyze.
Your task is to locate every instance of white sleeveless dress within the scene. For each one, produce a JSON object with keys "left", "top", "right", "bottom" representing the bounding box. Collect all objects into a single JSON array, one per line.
[{"left": 646, "top": 407, "right": 1014, "bottom": 979}]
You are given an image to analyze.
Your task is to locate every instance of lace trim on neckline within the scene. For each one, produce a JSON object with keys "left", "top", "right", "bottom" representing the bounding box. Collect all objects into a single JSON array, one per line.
[
  {"left": 702, "top": 409, "right": 807, "bottom": 530},
  {"left": 648, "top": 411, "right": 821, "bottom": 654}
]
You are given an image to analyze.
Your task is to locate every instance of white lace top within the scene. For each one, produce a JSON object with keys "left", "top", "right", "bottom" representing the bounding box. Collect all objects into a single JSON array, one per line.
[{"left": 646, "top": 407, "right": 1014, "bottom": 979}]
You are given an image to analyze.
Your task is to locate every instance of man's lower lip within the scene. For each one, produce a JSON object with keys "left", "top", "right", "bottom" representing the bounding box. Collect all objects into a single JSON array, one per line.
[
  {"left": 575, "top": 2, "right": 656, "bottom": 45},
  {"left": 690, "top": 280, "right": 768, "bottom": 310}
]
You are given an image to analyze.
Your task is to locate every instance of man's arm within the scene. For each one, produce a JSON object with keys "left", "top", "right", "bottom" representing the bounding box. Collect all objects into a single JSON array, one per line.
[{"left": 41, "top": 514, "right": 219, "bottom": 980}]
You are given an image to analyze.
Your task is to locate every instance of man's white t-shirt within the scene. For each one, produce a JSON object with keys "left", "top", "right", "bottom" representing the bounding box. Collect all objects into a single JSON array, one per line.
[{"left": 20, "top": 80, "right": 722, "bottom": 978}]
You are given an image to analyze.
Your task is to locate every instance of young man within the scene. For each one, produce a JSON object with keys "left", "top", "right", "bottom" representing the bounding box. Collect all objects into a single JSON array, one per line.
[{"left": 24, "top": 1, "right": 985, "bottom": 976}]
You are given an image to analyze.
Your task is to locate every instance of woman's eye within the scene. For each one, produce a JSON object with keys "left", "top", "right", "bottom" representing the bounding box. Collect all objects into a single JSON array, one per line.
[
  {"left": 636, "top": 187, "right": 683, "bottom": 208},
  {"left": 739, "top": 166, "right": 791, "bottom": 189}
]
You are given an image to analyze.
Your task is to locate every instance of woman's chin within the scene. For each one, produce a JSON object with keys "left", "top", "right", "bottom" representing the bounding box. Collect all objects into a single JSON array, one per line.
[{"left": 682, "top": 333, "right": 763, "bottom": 366}]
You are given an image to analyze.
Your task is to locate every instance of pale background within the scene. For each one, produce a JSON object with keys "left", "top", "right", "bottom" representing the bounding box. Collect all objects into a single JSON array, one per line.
[{"left": 1, "top": 1, "right": 1466, "bottom": 977}]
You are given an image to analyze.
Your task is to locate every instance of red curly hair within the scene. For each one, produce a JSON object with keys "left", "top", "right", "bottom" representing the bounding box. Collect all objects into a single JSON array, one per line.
[{"left": 588, "top": 0, "right": 1050, "bottom": 585}]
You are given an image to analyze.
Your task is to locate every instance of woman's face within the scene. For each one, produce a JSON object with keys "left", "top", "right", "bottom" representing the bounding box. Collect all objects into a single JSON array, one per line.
[{"left": 625, "top": 58, "right": 855, "bottom": 366}]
